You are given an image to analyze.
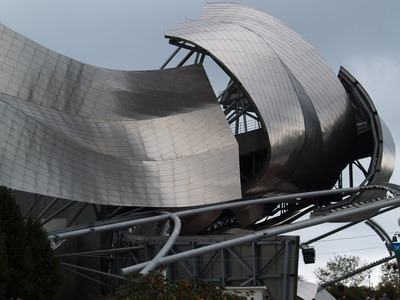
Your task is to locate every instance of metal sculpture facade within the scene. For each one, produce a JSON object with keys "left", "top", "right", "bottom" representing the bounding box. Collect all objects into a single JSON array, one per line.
[
  {"left": 0, "top": 3, "right": 396, "bottom": 229},
  {"left": 0, "top": 25, "right": 240, "bottom": 208}
]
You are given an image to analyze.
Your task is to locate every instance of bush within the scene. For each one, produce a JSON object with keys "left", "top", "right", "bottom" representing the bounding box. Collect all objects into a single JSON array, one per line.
[
  {"left": 116, "top": 270, "right": 247, "bottom": 300},
  {"left": 0, "top": 186, "right": 64, "bottom": 299}
]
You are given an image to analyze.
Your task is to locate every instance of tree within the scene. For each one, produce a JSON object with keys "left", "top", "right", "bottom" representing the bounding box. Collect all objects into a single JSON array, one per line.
[
  {"left": 379, "top": 262, "right": 399, "bottom": 284},
  {"left": 0, "top": 186, "right": 64, "bottom": 299},
  {"left": 376, "top": 262, "right": 400, "bottom": 299},
  {"left": 314, "top": 254, "right": 371, "bottom": 287},
  {"left": 314, "top": 254, "right": 374, "bottom": 299},
  {"left": 0, "top": 229, "right": 9, "bottom": 293},
  {"left": 298, "top": 274, "right": 307, "bottom": 282},
  {"left": 0, "top": 186, "right": 32, "bottom": 297}
]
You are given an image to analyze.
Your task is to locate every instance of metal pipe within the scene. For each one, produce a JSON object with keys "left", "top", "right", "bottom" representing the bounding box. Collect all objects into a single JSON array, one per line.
[
  {"left": 49, "top": 186, "right": 365, "bottom": 240},
  {"left": 365, "top": 219, "right": 393, "bottom": 255},
  {"left": 37, "top": 197, "right": 59, "bottom": 219},
  {"left": 23, "top": 194, "right": 42, "bottom": 217},
  {"left": 119, "top": 195, "right": 400, "bottom": 274},
  {"left": 58, "top": 246, "right": 143, "bottom": 258},
  {"left": 67, "top": 203, "right": 89, "bottom": 227},
  {"left": 301, "top": 220, "right": 362, "bottom": 247},
  {"left": 139, "top": 213, "right": 181, "bottom": 275},
  {"left": 320, "top": 255, "right": 396, "bottom": 288},
  {"left": 41, "top": 201, "right": 76, "bottom": 226},
  {"left": 177, "top": 50, "right": 195, "bottom": 67},
  {"left": 61, "top": 265, "right": 112, "bottom": 287},
  {"left": 160, "top": 46, "right": 182, "bottom": 69},
  {"left": 61, "top": 262, "right": 126, "bottom": 281}
]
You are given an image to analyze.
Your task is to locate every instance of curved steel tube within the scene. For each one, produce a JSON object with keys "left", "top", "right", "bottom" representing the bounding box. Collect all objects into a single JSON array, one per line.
[
  {"left": 49, "top": 186, "right": 363, "bottom": 240},
  {"left": 49, "top": 184, "right": 400, "bottom": 241},
  {"left": 120, "top": 192, "right": 400, "bottom": 274},
  {"left": 138, "top": 213, "right": 181, "bottom": 275}
]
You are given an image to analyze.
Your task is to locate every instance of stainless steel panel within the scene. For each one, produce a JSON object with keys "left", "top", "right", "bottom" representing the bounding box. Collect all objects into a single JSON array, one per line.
[
  {"left": 165, "top": 3, "right": 363, "bottom": 194},
  {"left": 0, "top": 23, "right": 241, "bottom": 207},
  {"left": 0, "top": 2, "right": 395, "bottom": 219}
]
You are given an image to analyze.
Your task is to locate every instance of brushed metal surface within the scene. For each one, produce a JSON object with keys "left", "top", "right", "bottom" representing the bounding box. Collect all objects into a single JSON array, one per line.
[
  {"left": 0, "top": 2, "right": 395, "bottom": 222},
  {"left": 0, "top": 23, "right": 241, "bottom": 207},
  {"left": 166, "top": 2, "right": 388, "bottom": 196}
]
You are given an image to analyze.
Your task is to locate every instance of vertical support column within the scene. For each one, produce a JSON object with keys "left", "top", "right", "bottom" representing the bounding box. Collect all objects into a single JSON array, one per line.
[
  {"left": 252, "top": 241, "right": 257, "bottom": 286},
  {"left": 282, "top": 240, "right": 290, "bottom": 300},
  {"left": 192, "top": 241, "right": 199, "bottom": 278},
  {"left": 221, "top": 249, "right": 226, "bottom": 287},
  {"left": 349, "top": 162, "right": 354, "bottom": 187}
]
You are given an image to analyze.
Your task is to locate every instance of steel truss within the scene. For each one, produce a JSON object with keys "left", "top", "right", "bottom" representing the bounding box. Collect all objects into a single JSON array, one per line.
[
  {"left": 105, "top": 235, "right": 298, "bottom": 299},
  {"left": 162, "top": 39, "right": 262, "bottom": 138},
  {"left": 12, "top": 184, "right": 399, "bottom": 299},
  {"left": 156, "top": 40, "right": 392, "bottom": 233},
  {"left": 1, "top": 6, "right": 397, "bottom": 299},
  {"left": 7, "top": 43, "right": 398, "bottom": 300}
]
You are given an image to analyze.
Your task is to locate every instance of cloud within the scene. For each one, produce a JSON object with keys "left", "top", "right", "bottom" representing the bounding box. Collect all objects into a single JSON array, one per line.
[{"left": 344, "top": 55, "right": 400, "bottom": 107}]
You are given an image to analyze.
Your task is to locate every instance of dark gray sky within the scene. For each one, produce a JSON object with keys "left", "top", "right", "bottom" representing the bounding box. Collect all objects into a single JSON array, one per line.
[{"left": 1, "top": 0, "right": 399, "bottom": 284}]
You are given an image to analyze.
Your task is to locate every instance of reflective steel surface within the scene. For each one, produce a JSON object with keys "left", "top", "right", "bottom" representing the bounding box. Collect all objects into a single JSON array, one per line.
[
  {"left": 166, "top": 3, "right": 358, "bottom": 194},
  {"left": 0, "top": 23, "right": 240, "bottom": 207},
  {"left": 0, "top": 2, "right": 395, "bottom": 219}
]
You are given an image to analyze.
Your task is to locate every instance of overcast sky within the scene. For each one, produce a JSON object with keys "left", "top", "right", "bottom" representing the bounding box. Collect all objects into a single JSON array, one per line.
[{"left": 1, "top": 0, "right": 399, "bottom": 285}]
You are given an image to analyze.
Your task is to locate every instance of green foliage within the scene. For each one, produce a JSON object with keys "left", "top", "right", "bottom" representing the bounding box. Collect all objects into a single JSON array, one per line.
[
  {"left": 116, "top": 271, "right": 248, "bottom": 300},
  {"left": 375, "top": 263, "right": 400, "bottom": 299},
  {"left": 320, "top": 261, "right": 400, "bottom": 299},
  {"left": 0, "top": 186, "right": 64, "bottom": 299},
  {"left": 314, "top": 254, "right": 371, "bottom": 287},
  {"left": 0, "top": 229, "right": 9, "bottom": 292},
  {"left": 379, "top": 262, "right": 399, "bottom": 285},
  {"left": 326, "top": 284, "right": 375, "bottom": 300}
]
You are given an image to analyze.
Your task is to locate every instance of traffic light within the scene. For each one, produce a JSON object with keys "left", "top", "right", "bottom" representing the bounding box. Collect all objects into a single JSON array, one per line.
[
  {"left": 337, "top": 282, "right": 345, "bottom": 293},
  {"left": 302, "top": 247, "right": 315, "bottom": 264}
]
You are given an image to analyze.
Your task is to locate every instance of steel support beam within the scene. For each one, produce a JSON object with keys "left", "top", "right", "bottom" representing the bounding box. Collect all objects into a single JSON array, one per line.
[
  {"left": 50, "top": 186, "right": 366, "bottom": 240},
  {"left": 120, "top": 194, "right": 400, "bottom": 274}
]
